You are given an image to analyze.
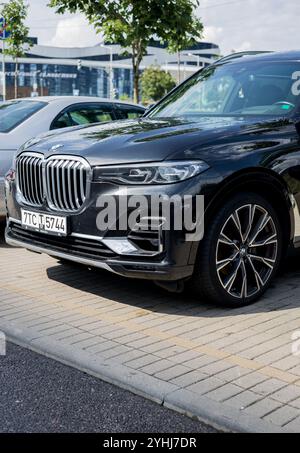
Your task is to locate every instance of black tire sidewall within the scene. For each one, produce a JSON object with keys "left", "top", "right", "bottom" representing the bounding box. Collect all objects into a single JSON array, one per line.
[{"left": 195, "top": 192, "right": 283, "bottom": 307}]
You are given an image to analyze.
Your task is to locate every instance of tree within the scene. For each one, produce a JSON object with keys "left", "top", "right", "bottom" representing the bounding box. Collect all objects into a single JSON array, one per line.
[
  {"left": 141, "top": 66, "right": 176, "bottom": 103},
  {"left": 1, "top": 0, "right": 32, "bottom": 99},
  {"left": 49, "top": 0, "right": 203, "bottom": 103}
]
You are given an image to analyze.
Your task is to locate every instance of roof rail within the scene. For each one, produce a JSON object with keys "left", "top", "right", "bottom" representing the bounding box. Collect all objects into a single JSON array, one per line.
[{"left": 216, "top": 51, "right": 274, "bottom": 64}]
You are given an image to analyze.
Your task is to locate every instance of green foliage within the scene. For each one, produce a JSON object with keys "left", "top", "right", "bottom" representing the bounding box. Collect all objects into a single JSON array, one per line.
[
  {"left": 49, "top": 0, "right": 203, "bottom": 102},
  {"left": 1, "top": 0, "right": 32, "bottom": 59},
  {"left": 1, "top": 0, "right": 32, "bottom": 98},
  {"left": 119, "top": 93, "right": 132, "bottom": 102},
  {"left": 141, "top": 66, "right": 176, "bottom": 103}
]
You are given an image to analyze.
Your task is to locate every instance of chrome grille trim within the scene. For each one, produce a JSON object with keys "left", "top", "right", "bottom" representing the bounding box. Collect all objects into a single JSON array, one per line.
[
  {"left": 16, "top": 152, "right": 44, "bottom": 207},
  {"left": 45, "top": 156, "right": 91, "bottom": 212},
  {"left": 16, "top": 153, "right": 92, "bottom": 213}
]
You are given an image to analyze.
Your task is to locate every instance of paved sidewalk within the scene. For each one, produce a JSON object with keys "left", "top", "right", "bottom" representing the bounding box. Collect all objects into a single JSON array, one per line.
[
  {"left": 1, "top": 342, "right": 215, "bottom": 432},
  {"left": 1, "top": 236, "right": 300, "bottom": 432}
]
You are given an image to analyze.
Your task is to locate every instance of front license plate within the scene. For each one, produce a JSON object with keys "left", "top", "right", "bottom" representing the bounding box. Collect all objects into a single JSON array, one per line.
[{"left": 21, "top": 209, "right": 67, "bottom": 236}]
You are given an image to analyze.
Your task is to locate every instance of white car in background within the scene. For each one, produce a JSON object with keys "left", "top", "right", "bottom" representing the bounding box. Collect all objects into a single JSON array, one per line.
[{"left": 0, "top": 96, "right": 145, "bottom": 219}]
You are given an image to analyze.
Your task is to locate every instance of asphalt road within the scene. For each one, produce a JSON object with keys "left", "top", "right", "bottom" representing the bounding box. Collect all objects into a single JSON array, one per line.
[{"left": 0, "top": 342, "right": 217, "bottom": 433}]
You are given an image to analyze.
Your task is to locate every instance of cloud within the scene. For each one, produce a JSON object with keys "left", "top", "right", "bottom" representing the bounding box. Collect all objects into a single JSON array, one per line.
[
  {"left": 49, "top": 15, "right": 99, "bottom": 48},
  {"left": 27, "top": 0, "right": 300, "bottom": 57},
  {"left": 233, "top": 41, "right": 252, "bottom": 53},
  {"left": 203, "top": 26, "right": 223, "bottom": 43},
  {"left": 197, "top": 0, "right": 300, "bottom": 55}
]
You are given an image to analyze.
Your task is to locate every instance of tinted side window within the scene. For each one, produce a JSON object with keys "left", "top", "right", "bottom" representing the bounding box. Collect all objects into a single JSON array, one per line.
[
  {"left": 51, "top": 103, "right": 116, "bottom": 130},
  {"left": 115, "top": 104, "right": 145, "bottom": 119},
  {"left": 51, "top": 112, "right": 73, "bottom": 130},
  {"left": 69, "top": 104, "right": 115, "bottom": 125}
]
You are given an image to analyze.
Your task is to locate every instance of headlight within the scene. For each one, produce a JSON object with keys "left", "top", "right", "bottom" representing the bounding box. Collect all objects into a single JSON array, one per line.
[{"left": 93, "top": 161, "right": 209, "bottom": 185}]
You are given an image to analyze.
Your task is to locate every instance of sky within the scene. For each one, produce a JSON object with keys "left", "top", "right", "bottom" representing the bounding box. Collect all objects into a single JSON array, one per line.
[{"left": 3, "top": 0, "right": 300, "bottom": 56}]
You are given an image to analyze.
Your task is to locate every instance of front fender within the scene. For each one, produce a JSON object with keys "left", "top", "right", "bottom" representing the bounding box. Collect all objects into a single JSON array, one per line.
[{"left": 0, "top": 150, "right": 17, "bottom": 178}]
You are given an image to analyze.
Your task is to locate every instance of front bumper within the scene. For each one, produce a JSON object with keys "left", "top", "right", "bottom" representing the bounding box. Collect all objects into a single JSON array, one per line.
[
  {"left": 5, "top": 218, "right": 194, "bottom": 281},
  {"left": 5, "top": 176, "right": 204, "bottom": 281}
]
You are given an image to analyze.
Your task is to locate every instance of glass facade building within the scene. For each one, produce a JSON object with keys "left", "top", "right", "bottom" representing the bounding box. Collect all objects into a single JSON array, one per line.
[{"left": 1, "top": 40, "right": 220, "bottom": 101}]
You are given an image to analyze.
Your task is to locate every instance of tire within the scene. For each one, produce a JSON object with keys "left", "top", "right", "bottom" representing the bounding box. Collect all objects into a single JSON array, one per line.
[{"left": 189, "top": 192, "right": 283, "bottom": 307}]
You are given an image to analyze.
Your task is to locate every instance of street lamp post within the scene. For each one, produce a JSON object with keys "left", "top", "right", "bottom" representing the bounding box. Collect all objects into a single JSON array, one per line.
[
  {"left": 177, "top": 50, "right": 181, "bottom": 84},
  {"left": 40, "top": 73, "right": 44, "bottom": 97},
  {"left": 76, "top": 59, "right": 82, "bottom": 96},
  {"left": 35, "top": 70, "right": 44, "bottom": 97},
  {"left": 1, "top": 33, "right": 5, "bottom": 101},
  {"left": 101, "top": 44, "right": 113, "bottom": 100}
]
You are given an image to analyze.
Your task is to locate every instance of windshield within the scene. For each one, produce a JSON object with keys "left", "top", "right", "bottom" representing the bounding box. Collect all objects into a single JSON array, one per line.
[
  {"left": 0, "top": 100, "right": 47, "bottom": 133},
  {"left": 149, "top": 60, "right": 300, "bottom": 119}
]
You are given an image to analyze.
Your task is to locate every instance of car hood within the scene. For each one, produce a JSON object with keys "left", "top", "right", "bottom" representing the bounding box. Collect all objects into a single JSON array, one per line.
[{"left": 21, "top": 116, "right": 290, "bottom": 167}]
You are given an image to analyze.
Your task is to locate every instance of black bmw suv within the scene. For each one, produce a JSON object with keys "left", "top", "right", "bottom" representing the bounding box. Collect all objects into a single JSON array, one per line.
[{"left": 5, "top": 51, "right": 300, "bottom": 307}]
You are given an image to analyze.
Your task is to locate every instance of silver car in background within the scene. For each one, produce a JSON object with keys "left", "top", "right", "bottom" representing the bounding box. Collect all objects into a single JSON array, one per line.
[{"left": 0, "top": 96, "right": 145, "bottom": 219}]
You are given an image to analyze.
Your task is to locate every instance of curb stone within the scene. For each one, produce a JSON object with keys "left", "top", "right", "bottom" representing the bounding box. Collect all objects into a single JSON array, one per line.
[{"left": 0, "top": 318, "right": 294, "bottom": 433}]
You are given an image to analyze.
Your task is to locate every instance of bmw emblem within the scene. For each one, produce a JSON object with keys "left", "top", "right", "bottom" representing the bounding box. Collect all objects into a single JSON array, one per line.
[{"left": 50, "top": 144, "right": 64, "bottom": 151}]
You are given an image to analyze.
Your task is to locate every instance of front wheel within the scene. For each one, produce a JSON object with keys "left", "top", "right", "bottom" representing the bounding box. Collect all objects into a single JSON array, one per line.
[{"left": 190, "top": 192, "right": 283, "bottom": 307}]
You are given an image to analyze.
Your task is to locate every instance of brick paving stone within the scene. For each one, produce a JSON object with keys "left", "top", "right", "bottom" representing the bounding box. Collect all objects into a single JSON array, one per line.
[
  {"left": 125, "top": 354, "right": 161, "bottom": 370},
  {"left": 270, "top": 385, "right": 300, "bottom": 404},
  {"left": 282, "top": 416, "right": 300, "bottom": 432},
  {"left": 244, "top": 398, "right": 282, "bottom": 418},
  {"left": 263, "top": 406, "right": 300, "bottom": 427},
  {"left": 96, "top": 345, "right": 135, "bottom": 360},
  {"left": 182, "top": 355, "right": 218, "bottom": 369},
  {"left": 271, "top": 356, "right": 300, "bottom": 371},
  {"left": 204, "top": 383, "right": 242, "bottom": 402},
  {"left": 198, "top": 360, "right": 234, "bottom": 376},
  {"left": 114, "top": 332, "right": 146, "bottom": 345},
  {"left": 154, "top": 364, "right": 192, "bottom": 381},
  {"left": 187, "top": 377, "right": 224, "bottom": 395},
  {"left": 253, "top": 346, "right": 291, "bottom": 366},
  {"left": 35, "top": 324, "right": 72, "bottom": 336},
  {"left": 69, "top": 336, "right": 102, "bottom": 350},
  {"left": 224, "top": 390, "right": 262, "bottom": 410},
  {"left": 139, "top": 359, "right": 176, "bottom": 375},
  {"left": 289, "top": 397, "right": 300, "bottom": 409},
  {"left": 101, "top": 328, "right": 132, "bottom": 341},
  {"left": 125, "top": 336, "right": 161, "bottom": 349},
  {"left": 68, "top": 316, "right": 99, "bottom": 328},
  {"left": 152, "top": 345, "right": 186, "bottom": 359},
  {"left": 84, "top": 340, "right": 119, "bottom": 354},
  {"left": 170, "top": 370, "right": 207, "bottom": 388},
  {"left": 51, "top": 328, "right": 84, "bottom": 340},
  {"left": 168, "top": 350, "right": 203, "bottom": 364},
  {"left": 214, "top": 366, "right": 251, "bottom": 383},
  {"left": 287, "top": 365, "right": 300, "bottom": 377},
  {"left": 251, "top": 379, "right": 287, "bottom": 397},
  {"left": 115, "top": 349, "right": 148, "bottom": 364},
  {"left": 63, "top": 332, "right": 96, "bottom": 345},
  {"left": 141, "top": 340, "right": 176, "bottom": 354},
  {"left": 231, "top": 372, "right": 268, "bottom": 390},
  {"left": 240, "top": 340, "right": 289, "bottom": 361}
]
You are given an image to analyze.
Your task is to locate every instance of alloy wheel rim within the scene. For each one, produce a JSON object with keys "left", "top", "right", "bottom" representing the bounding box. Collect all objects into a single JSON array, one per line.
[{"left": 216, "top": 204, "right": 278, "bottom": 299}]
